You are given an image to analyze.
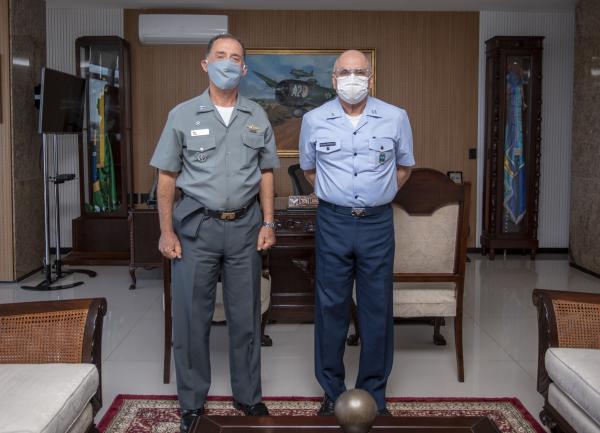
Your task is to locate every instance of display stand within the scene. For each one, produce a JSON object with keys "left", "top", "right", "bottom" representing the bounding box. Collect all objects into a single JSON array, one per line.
[
  {"left": 21, "top": 134, "right": 97, "bottom": 291},
  {"left": 481, "top": 36, "right": 544, "bottom": 260}
]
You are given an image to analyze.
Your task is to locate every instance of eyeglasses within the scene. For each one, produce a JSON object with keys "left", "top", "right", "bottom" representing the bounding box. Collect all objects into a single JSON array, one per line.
[{"left": 333, "top": 68, "right": 372, "bottom": 78}]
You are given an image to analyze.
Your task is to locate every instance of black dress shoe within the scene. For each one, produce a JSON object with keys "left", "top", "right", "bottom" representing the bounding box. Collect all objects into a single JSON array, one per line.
[
  {"left": 180, "top": 408, "right": 203, "bottom": 433},
  {"left": 377, "top": 407, "right": 392, "bottom": 416},
  {"left": 233, "top": 401, "right": 270, "bottom": 416},
  {"left": 317, "top": 395, "right": 335, "bottom": 416}
]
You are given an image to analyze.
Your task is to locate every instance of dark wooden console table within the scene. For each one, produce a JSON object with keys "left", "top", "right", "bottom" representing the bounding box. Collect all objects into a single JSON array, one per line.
[
  {"left": 148, "top": 206, "right": 317, "bottom": 318},
  {"left": 194, "top": 415, "right": 500, "bottom": 433},
  {"left": 269, "top": 209, "right": 317, "bottom": 323}
]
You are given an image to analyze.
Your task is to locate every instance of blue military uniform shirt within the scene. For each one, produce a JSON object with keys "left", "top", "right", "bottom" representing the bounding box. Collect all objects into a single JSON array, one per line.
[{"left": 299, "top": 97, "right": 415, "bottom": 207}]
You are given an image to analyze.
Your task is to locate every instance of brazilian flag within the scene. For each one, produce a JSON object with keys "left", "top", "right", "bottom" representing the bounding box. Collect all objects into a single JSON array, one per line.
[{"left": 87, "top": 88, "right": 118, "bottom": 213}]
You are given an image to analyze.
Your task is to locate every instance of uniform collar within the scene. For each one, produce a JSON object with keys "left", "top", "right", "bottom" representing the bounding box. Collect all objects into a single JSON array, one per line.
[
  {"left": 326, "top": 96, "right": 382, "bottom": 120},
  {"left": 196, "top": 88, "right": 253, "bottom": 114}
]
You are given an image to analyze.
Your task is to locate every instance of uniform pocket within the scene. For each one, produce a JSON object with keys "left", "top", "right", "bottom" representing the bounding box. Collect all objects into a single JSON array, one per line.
[
  {"left": 185, "top": 136, "right": 217, "bottom": 167},
  {"left": 315, "top": 138, "right": 341, "bottom": 156},
  {"left": 368, "top": 137, "right": 395, "bottom": 169},
  {"left": 242, "top": 132, "right": 265, "bottom": 149},
  {"left": 241, "top": 132, "right": 265, "bottom": 168}
]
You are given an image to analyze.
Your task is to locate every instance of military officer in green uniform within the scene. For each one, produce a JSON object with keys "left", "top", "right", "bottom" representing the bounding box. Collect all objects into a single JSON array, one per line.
[{"left": 150, "top": 34, "right": 280, "bottom": 433}]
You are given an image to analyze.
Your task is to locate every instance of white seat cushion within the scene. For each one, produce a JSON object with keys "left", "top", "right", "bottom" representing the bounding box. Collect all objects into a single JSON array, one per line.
[
  {"left": 0, "top": 363, "right": 98, "bottom": 433},
  {"left": 67, "top": 403, "right": 93, "bottom": 433},
  {"left": 393, "top": 282, "right": 457, "bottom": 317},
  {"left": 213, "top": 277, "right": 271, "bottom": 322},
  {"left": 546, "top": 347, "right": 600, "bottom": 425},
  {"left": 548, "top": 384, "right": 600, "bottom": 433}
]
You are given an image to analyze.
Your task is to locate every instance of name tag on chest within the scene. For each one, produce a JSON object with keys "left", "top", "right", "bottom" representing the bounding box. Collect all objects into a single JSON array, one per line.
[
  {"left": 191, "top": 129, "right": 210, "bottom": 137},
  {"left": 318, "top": 141, "right": 337, "bottom": 148}
]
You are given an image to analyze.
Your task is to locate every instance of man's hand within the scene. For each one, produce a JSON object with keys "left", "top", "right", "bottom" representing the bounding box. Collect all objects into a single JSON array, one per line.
[
  {"left": 304, "top": 169, "right": 316, "bottom": 186},
  {"left": 396, "top": 166, "right": 412, "bottom": 189},
  {"left": 257, "top": 226, "right": 276, "bottom": 251},
  {"left": 159, "top": 231, "right": 182, "bottom": 259}
]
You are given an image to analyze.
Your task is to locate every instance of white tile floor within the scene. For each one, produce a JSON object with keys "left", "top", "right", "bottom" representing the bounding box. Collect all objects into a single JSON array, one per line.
[{"left": 2, "top": 254, "right": 600, "bottom": 426}]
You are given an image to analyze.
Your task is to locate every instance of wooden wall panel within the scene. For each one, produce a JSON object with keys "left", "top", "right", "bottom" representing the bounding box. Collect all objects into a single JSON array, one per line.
[
  {"left": 125, "top": 9, "right": 479, "bottom": 245},
  {"left": 0, "top": 0, "right": 14, "bottom": 280}
]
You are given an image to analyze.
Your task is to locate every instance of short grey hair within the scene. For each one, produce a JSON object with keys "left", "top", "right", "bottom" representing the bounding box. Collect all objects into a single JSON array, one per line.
[
  {"left": 206, "top": 33, "right": 246, "bottom": 59},
  {"left": 333, "top": 50, "right": 371, "bottom": 72}
]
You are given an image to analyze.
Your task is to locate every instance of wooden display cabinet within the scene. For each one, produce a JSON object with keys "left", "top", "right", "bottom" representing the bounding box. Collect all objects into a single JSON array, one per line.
[
  {"left": 65, "top": 36, "right": 133, "bottom": 265},
  {"left": 481, "top": 36, "right": 544, "bottom": 260}
]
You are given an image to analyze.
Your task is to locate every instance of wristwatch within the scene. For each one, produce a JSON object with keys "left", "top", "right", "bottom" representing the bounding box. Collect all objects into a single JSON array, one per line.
[{"left": 262, "top": 221, "right": 276, "bottom": 229}]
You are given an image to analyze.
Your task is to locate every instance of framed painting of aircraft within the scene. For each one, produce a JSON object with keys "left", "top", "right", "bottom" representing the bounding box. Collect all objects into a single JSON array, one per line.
[{"left": 240, "top": 49, "right": 376, "bottom": 157}]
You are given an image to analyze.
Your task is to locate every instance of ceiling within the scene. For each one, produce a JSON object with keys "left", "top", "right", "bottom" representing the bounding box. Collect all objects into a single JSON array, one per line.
[{"left": 46, "top": 0, "right": 576, "bottom": 11}]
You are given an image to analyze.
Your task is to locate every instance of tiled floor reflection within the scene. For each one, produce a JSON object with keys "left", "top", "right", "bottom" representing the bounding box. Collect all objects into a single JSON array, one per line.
[{"left": 2, "top": 254, "right": 600, "bottom": 425}]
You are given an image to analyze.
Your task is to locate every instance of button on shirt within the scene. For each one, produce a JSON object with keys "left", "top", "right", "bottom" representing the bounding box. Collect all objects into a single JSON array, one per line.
[
  {"left": 299, "top": 97, "right": 415, "bottom": 207},
  {"left": 150, "top": 89, "right": 280, "bottom": 210}
]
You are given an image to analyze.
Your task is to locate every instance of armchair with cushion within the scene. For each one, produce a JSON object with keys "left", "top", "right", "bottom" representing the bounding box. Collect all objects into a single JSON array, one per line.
[
  {"left": 0, "top": 298, "right": 107, "bottom": 433},
  {"left": 349, "top": 168, "right": 470, "bottom": 382},
  {"left": 533, "top": 289, "right": 600, "bottom": 433}
]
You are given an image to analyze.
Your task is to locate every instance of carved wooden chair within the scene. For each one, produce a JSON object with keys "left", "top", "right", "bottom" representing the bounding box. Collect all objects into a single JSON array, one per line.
[
  {"left": 348, "top": 168, "right": 470, "bottom": 382},
  {"left": 0, "top": 298, "right": 107, "bottom": 433},
  {"left": 163, "top": 256, "right": 272, "bottom": 384},
  {"left": 533, "top": 289, "right": 600, "bottom": 433}
]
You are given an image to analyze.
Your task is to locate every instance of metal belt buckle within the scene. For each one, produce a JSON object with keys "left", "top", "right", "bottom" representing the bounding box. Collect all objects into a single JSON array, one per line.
[
  {"left": 351, "top": 208, "right": 366, "bottom": 217},
  {"left": 220, "top": 211, "right": 237, "bottom": 220}
]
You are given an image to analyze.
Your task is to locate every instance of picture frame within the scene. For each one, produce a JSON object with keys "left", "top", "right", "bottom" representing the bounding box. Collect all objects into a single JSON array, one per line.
[
  {"left": 0, "top": 56, "right": 3, "bottom": 124},
  {"left": 240, "top": 49, "right": 376, "bottom": 157},
  {"left": 447, "top": 171, "right": 463, "bottom": 184}
]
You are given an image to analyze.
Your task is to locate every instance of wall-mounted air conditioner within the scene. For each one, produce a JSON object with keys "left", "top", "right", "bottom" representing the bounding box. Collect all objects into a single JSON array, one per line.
[{"left": 138, "top": 14, "right": 228, "bottom": 45}]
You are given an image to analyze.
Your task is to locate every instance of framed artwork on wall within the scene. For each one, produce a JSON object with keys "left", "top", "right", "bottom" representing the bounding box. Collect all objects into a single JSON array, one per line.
[{"left": 239, "top": 49, "right": 376, "bottom": 157}]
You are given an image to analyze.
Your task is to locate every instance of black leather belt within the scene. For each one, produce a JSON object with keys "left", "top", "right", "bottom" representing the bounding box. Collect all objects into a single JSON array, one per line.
[
  {"left": 319, "top": 200, "right": 390, "bottom": 217},
  {"left": 204, "top": 197, "right": 256, "bottom": 221}
]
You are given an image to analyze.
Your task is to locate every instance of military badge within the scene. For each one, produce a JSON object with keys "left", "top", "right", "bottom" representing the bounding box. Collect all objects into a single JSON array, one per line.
[{"left": 246, "top": 123, "right": 260, "bottom": 133}]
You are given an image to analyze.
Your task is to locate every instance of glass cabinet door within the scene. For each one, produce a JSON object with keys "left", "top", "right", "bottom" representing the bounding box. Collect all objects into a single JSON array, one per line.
[
  {"left": 79, "top": 44, "right": 123, "bottom": 214},
  {"left": 502, "top": 55, "right": 532, "bottom": 235}
]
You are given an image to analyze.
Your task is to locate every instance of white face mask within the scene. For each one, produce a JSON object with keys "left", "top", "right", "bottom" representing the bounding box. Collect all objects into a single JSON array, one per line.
[{"left": 336, "top": 75, "right": 369, "bottom": 104}]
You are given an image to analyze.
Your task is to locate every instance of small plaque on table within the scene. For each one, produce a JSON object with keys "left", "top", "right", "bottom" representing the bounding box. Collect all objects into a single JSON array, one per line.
[{"left": 288, "top": 195, "right": 319, "bottom": 209}]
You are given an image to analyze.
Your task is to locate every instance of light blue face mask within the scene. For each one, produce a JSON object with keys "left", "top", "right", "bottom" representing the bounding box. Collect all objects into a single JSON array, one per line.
[{"left": 207, "top": 59, "right": 243, "bottom": 90}]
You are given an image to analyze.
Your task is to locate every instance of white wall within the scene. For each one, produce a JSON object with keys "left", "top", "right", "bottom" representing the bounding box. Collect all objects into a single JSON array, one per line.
[
  {"left": 46, "top": 7, "right": 123, "bottom": 248},
  {"left": 477, "top": 11, "right": 575, "bottom": 248}
]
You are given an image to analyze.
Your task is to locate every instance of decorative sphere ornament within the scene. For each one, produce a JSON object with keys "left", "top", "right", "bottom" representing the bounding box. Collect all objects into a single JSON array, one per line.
[{"left": 334, "top": 389, "right": 378, "bottom": 433}]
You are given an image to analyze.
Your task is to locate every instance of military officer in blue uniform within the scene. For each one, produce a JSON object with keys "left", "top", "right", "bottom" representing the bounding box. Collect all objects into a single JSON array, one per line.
[
  {"left": 299, "top": 49, "right": 415, "bottom": 416},
  {"left": 150, "top": 34, "right": 280, "bottom": 432}
]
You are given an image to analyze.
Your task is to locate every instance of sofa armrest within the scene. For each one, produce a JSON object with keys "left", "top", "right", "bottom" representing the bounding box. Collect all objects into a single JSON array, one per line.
[
  {"left": 0, "top": 298, "right": 107, "bottom": 412},
  {"left": 532, "top": 289, "right": 600, "bottom": 397}
]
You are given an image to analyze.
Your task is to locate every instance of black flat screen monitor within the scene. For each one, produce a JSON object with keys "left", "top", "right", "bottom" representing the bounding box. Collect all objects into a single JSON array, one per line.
[{"left": 38, "top": 67, "right": 86, "bottom": 134}]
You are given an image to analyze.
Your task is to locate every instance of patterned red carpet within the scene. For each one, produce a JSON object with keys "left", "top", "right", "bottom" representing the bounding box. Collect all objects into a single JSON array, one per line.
[{"left": 98, "top": 395, "right": 545, "bottom": 433}]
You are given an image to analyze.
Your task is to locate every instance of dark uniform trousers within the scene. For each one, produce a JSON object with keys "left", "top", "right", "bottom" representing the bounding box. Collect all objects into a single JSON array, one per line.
[
  {"left": 171, "top": 196, "right": 263, "bottom": 410},
  {"left": 314, "top": 203, "right": 395, "bottom": 410}
]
